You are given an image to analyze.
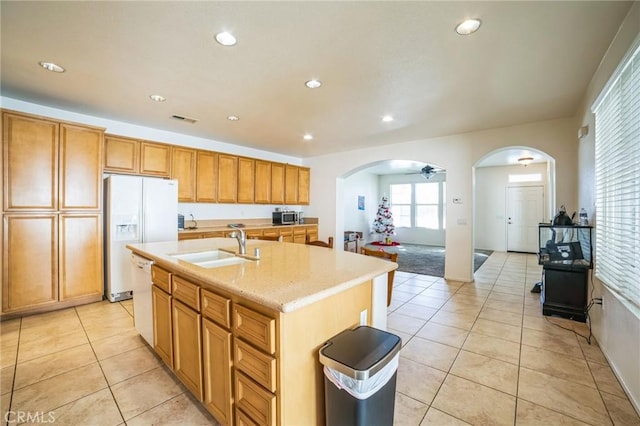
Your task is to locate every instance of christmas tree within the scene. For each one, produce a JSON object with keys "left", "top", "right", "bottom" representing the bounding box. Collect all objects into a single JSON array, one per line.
[{"left": 372, "top": 196, "right": 395, "bottom": 243}]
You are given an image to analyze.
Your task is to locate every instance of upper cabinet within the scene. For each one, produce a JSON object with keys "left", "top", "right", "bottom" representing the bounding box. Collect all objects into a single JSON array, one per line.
[
  {"left": 102, "top": 131, "right": 312, "bottom": 206},
  {"left": 217, "top": 154, "right": 238, "bottom": 203},
  {"left": 237, "top": 157, "right": 255, "bottom": 204},
  {"left": 196, "top": 151, "right": 217, "bottom": 203},
  {"left": 171, "top": 147, "right": 196, "bottom": 202},
  {"left": 2, "top": 111, "right": 103, "bottom": 212},
  {"left": 283, "top": 164, "right": 310, "bottom": 205},
  {"left": 254, "top": 160, "right": 272, "bottom": 204},
  {"left": 298, "top": 167, "right": 310, "bottom": 205},
  {"left": 104, "top": 135, "right": 171, "bottom": 178},
  {"left": 104, "top": 135, "right": 140, "bottom": 174},
  {"left": 140, "top": 142, "right": 171, "bottom": 177}
]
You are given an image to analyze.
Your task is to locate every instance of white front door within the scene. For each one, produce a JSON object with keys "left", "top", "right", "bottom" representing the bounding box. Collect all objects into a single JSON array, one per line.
[{"left": 507, "top": 186, "right": 544, "bottom": 253}]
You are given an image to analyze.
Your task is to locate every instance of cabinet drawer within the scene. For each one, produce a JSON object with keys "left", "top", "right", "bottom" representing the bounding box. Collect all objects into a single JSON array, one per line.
[
  {"left": 235, "top": 372, "right": 276, "bottom": 426},
  {"left": 236, "top": 409, "right": 260, "bottom": 426},
  {"left": 172, "top": 276, "right": 200, "bottom": 311},
  {"left": 262, "top": 229, "right": 279, "bottom": 238},
  {"left": 151, "top": 265, "right": 171, "bottom": 294},
  {"left": 201, "top": 289, "right": 231, "bottom": 328},
  {"left": 293, "top": 227, "right": 306, "bottom": 236},
  {"left": 235, "top": 339, "right": 277, "bottom": 392},
  {"left": 233, "top": 305, "right": 276, "bottom": 355}
]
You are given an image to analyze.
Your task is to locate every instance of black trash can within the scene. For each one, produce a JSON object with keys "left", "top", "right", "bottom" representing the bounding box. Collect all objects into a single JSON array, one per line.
[{"left": 319, "top": 325, "right": 402, "bottom": 426}]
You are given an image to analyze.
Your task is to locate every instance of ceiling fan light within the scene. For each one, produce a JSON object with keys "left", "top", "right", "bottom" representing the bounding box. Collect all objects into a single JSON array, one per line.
[{"left": 518, "top": 157, "right": 534, "bottom": 166}]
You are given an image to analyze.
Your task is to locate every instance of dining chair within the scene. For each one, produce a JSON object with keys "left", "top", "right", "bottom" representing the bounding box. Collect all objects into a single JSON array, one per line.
[
  {"left": 305, "top": 235, "right": 334, "bottom": 248},
  {"left": 360, "top": 247, "right": 399, "bottom": 306}
]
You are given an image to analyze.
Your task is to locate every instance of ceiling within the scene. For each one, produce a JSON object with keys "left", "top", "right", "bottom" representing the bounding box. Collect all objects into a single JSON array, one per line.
[{"left": 0, "top": 1, "right": 632, "bottom": 160}]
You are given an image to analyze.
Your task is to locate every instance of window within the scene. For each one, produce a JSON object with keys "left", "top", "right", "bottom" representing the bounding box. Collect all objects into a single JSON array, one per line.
[
  {"left": 390, "top": 182, "right": 446, "bottom": 229},
  {"left": 592, "top": 39, "right": 640, "bottom": 308},
  {"left": 508, "top": 173, "right": 542, "bottom": 183}
]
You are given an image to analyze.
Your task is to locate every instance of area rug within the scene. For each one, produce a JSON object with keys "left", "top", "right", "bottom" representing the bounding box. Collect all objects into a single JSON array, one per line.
[{"left": 364, "top": 243, "right": 492, "bottom": 277}]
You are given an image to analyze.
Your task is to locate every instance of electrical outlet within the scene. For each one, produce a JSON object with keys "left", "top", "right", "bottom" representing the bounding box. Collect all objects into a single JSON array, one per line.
[{"left": 360, "top": 309, "right": 368, "bottom": 325}]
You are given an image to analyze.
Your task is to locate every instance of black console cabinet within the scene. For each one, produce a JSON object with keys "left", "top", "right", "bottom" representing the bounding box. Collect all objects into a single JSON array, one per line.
[
  {"left": 541, "top": 265, "right": 589, "bottom": 322},
  {"left": 538, "top": 224, "right": 593, "bottom": 323}
]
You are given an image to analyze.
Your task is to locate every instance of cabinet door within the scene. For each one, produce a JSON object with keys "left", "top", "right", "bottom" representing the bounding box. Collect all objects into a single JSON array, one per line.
[
  {"left": 59, "top": 124, "right": 103, "bottom": 211},
  {"left": 297, "top": 167, "right": 310, "bottom": 205},
  {"left": 171, "top": 147, "right": 196, "bottom": 202},
  {"left": 2, "top": 112, "right": 59, "bottom": 211},
  {"left": 173, "top": 299, "right": 203, "bottom": 400},
  {"left": 293, "top": 227, "right": 306, "bottom": 244},
  {"left": 217, "top": 154, "right": 238, "bottom": 203},
  {"left": 140, "top": 142, "right": 171, "bottom": 177},
  {"left": 270, "top": 163, "right": 285, "bottom": 205},
  {"left": 59, "top": 214, "right": 103, "bottom": 300},
  {"left": 254, "top": 160, "right": 271, "bottom": 204},
  {"left": 196, "top": 151, "right": 217, "bottom": 203},
  {"left": 152, "top": 285, "right": 173, "bottom": 367},
  {"left": 202, "top": 318, "right": 233, "bottom": 424},
  {"left": 103, "top": 135, "right": 140, "bottom": 174},
  {"left": 238, "top": 157, "right": 255, "bottom": 204},
  {"left": 2, "top": 214, "right": 58, "bottom": 313},
  {"left": 284, "top": 165, "right": 299, "bottom": 205}
]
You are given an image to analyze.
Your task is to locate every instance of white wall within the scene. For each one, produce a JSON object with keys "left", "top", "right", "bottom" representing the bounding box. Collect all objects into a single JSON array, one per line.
[
  {"left": 574, "top": 2, "right": 640, "bottom": 414},
  {"left": 305, "top": 117, "right": 577, "bottom": 282},
  {"left": 342, "top": 171, "right": 379, "bottom": 243},
  {"left": 1, "top": 97, "right": 303, "bottom": 221},
  {"left": 475, "top": 163, "right": 549, "bottom": 251}
]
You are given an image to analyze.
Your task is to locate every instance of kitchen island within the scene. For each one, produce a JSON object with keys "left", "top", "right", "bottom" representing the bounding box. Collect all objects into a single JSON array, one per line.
[{"left": 127, "top": 237, "right": 395, "bottom": 426}]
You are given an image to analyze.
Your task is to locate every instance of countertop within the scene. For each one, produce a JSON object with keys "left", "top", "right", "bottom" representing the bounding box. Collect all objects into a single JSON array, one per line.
[
  {"left": 127, "top": 238, "right": 396, "bottom": 313},
  {"left": 178, "top": 222, "right": 314, "bottom": 234}
]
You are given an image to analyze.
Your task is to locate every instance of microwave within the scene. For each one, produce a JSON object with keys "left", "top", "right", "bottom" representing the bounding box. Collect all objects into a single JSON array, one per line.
[{"left": 273, "top": 211, "right": 297, "bottom": 225}]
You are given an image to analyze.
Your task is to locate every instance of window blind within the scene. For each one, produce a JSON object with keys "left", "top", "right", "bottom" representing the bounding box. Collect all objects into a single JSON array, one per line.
[{"left": 592, "top": 38, "right": 640, "bottom": 308}]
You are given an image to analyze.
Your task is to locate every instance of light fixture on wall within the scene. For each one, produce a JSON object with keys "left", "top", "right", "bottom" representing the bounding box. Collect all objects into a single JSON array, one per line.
[{"left": 518, "top": 157, "right": 534, "bottom": 167}]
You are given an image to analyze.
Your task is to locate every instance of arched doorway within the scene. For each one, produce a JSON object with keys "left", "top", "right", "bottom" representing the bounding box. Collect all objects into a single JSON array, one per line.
[{"left": 473, "top": 147, "right": 556, "bottom": 254}]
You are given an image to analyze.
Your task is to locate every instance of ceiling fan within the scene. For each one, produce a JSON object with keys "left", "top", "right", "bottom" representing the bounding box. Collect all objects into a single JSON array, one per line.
[{"left": 406, "top": 165, "right": 445, "bottom": 180}]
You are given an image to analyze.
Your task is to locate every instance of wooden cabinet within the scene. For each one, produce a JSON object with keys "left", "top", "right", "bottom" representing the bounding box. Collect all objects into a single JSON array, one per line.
[
  {"left": 173, "top": 299, "right": 203, "bottom": 400},
  {"left": 284, "top": 165, "right": 299, "bottom": 205},
  {"left": 254, "top": 161, "right": 271, "bottom": 204},
  {"left": 105, "top": 136, "right": 171, "bottom": 178},
  {"left": 152, "top": 284, "right": 173, "bottom": 367},
  {"left": 104, "top": 135, "right": 140, "bottom": 174},
  {"left": 237, "top": 157, "right": 255, "bottom": 204},
  {"left": 59, "top": 214, "right": 103, "bottom": 300},
  {"left": 270, "top": 163, "right": 285, "bottom": 205},
  {"left": 218, "top": 154, "right": 238, "bottom": 203},
  {"left": 140, "top": 141, "right": 171, "bottom": 177},
  {"left": 3, "top": 112, "right": 59, "bottom": 211},
  {"left": 171, "top": 147, "right": 196, "bottom": 202},
  {"left": 2, "top": 111, "right": 104, "bottom": 317},
  {"left": 298, "top": 167, "right": 310, "bottom": 205},
  {"left": 196, "top": 151, "right": 217, "bottom": 203},
  {"left": 293, "top": 227, "right": 306, "bottom": 244},
  {"left": 2, "top": 214, "right": 58, "bottom": 313},
  {"left": 306, "top": 225, "right": 318, "bottom": 242},
  {"left": 202, "top": 317, "right": 233, "bottom": 425},
  {"left": 279, "top": 227, "right": 294, "bottom": 243}
]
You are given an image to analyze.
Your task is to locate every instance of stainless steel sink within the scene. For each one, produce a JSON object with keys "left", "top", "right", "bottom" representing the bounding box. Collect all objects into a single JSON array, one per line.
[{"left": 169, "top": 249, "right": 250, "bottom": 268}]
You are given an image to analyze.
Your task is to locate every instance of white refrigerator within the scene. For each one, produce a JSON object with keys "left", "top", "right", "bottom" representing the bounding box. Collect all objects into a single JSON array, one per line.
[{"left": 104, "top": 175, "right": 178, "bottom": 302}]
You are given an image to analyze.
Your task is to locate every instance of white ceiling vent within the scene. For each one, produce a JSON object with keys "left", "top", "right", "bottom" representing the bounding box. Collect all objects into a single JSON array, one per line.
[{"left": 171, "top": 114, "right": 198, "bottom": 124}]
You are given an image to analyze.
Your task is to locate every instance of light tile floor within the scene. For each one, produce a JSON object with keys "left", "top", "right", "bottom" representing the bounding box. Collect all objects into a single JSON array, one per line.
[{"left": 0, "top": 252, "right": 638, "bottom": 425}]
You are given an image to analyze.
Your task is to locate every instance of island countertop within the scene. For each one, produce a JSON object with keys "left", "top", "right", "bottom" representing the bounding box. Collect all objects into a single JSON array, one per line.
[{"left": 127, "top": 238, "right": 396, "bottom": 313}]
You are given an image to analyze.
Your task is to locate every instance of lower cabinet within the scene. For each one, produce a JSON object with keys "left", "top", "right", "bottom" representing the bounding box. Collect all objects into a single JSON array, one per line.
[
  {"left": 151, "top": 284, "right": 173, "bottom": 367},
  {"left": 172, "top": 299, "right": 203, "bottom": 400},
  {"left": 202, "top": 318, "right": 233, "bottom": 424}
]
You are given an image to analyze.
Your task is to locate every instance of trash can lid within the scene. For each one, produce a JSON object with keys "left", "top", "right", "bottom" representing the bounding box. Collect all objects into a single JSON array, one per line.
[{"left": 319, "top": 326, "right": 402, "bottom": 380}]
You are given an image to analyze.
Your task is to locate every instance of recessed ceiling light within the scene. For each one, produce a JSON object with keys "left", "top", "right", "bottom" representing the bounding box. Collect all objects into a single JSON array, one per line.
[
  {"left": 303, "top": 134, "right": 313, "bottom": 141},
  {"left": 382, "top": 115, "right": 394, "bottom": 122},
  {"left": 149, "top": 94, "right": 166, "bottom": 102},
  {"left": 215, "top": 31, "right": 237, "bottom": 46},
  {"left": 38, "top": 61, "right": 65, "bottom": 73},
  {"left": 305, "top": 79, "right": 322, "bottom": 89},
  {"left": 227, "top": 115, "right": 239, "bottom": 121},
  {"left": 455, "top": 19, "right": 482, "bottom": 35}
]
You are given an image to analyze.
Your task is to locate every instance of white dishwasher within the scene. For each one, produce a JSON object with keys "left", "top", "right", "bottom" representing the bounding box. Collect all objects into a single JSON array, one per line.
[{"left": 130, "top": 252, "right": 154, "bottom": 346}]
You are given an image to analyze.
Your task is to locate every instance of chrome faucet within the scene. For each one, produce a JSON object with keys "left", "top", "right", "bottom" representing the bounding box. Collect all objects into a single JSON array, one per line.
[{"left": 228, "top": 225, "right": 246, "bottom": 255}]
